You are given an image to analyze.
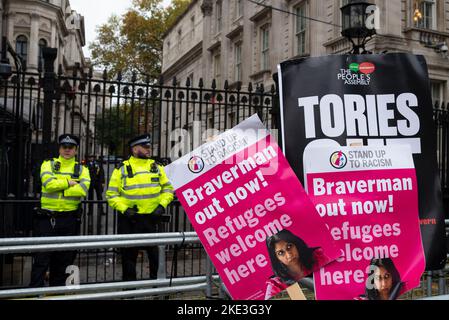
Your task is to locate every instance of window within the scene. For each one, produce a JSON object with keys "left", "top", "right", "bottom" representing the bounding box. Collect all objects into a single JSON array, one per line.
[
  {"left": 207, "top": 117, "right": 214, "bottom": 130},
  {"left": 177, "top": 29, "right": 182, "bottom": 52},
  {"left": 234, "top": 42, "right": 242, "bottom": 82},
  {"left": 15, "top": 35, "right": 28, "bottom": 65},
  {"left": 431, "top": 81, "right": 444, "bottom": 105},
  {"left": 216, "top": 1, "right": 222, "bottom": 33},
  {"left": 415, "top": 0, "right": 436, "bottom": 29},
  {"left": 187, "top": 73, "right": 194, "bottom": 87},
  {"left": 38, "top": 39, "right": 48, "bottom": 71},
  {"left": 295, "top": 4, "right": 307, "bottom": 55},
  {"left": 227, "top": 111, "right": 237, "bottom": 128},
  {"left": 190, "top": 15, "right": 195, "bottom": 39},
  {"left": 213, "top": 53, "right": 221, "bottom": 88},
  {"left": 235, "top": 0, "right": 243, "bottom": 19},
  {"left": 260, "top": 25, "right": 270, "bottom": 70}
]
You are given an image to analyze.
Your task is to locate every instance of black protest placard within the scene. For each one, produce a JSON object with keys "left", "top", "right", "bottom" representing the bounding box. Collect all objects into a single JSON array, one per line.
[{"left": 278, "top": 53, "right": 447, "bottom": 270}]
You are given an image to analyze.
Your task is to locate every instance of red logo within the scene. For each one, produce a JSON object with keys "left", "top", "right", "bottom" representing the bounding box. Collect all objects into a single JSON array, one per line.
[{"left": 359, "top": 62, "right": 376, "bottom": 75}]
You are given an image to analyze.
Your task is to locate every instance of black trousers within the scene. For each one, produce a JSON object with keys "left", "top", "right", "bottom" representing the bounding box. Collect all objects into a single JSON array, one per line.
[
  {"left": 118, "top": 214, "right": 160, "bottom": 281},
  {"left": 29, "top": 214, "right": 80, "bottom": 288},
  {"left": 88, "top": 183, "right": 104, "bottom": 214}
]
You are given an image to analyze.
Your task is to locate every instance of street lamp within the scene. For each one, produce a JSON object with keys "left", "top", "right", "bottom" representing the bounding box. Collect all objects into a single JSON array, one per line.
[
  {"left": 341, "top": 0, "right": 376, "bottom": 54},
  {"left": 0, "top": 37, "right": 12, "bottom": 79}
]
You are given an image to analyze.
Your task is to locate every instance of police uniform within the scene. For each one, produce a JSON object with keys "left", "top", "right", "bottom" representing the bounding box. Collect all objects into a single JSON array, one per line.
[
  {"left": 106, "top": 134, "right": 174, "bottom": 280},
  {"left": 29, "top": 134, "right": 91, "bottom": 287}
]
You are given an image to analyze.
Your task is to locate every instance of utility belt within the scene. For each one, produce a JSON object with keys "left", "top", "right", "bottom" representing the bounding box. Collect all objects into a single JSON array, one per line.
[
  {"left": 122, "top": 212, "right": 171, "bottom": 223},
  {"left": 34, "top": 207, "right": 82, "bottom": 219},
  {"left": 34, "top": 206, "right": 82, "bottom": 228}
]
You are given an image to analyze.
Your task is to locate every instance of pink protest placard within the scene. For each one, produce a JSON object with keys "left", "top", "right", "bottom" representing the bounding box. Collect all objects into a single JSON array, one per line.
[
  {"left": 166, "top": 115, "right": 340, "bottom": 300},
  {"left": 304, "top": 146, "right": 426, "bottom": 300}
]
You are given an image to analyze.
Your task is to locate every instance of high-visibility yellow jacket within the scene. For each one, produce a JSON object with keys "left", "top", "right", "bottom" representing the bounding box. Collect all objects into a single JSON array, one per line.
[
  {"left": 40, "top": 156, "right": 91, "bottom": 212},
  {"left": 106, "top": 156, "right": 174, "bottom": 214}
]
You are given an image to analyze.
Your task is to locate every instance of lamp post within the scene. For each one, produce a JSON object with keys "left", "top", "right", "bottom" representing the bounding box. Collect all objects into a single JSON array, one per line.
[
  {"left": 0, "top": 38, "right": 12, "bottom": 79},
  {"left": 341, "top": 0, "right": 376, "bottom": 54}
]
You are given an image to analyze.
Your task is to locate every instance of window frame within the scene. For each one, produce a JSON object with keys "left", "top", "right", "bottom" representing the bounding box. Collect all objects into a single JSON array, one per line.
[
  {"left": 216, "top": 0, "right": 223, "bottom": 34},
  {"left": 15, "top": 35, "right": 28, "bottom": 65},
  {"left": 213, "top": 53, "right": 222, "bottom": 88},
  {"left": 295, "top": 2, "right": 308, "bottom": 56},
  {"left": 430, "top": 80, "right": 445, "bottom": 105},
  {"left": 234, "top": 42, "right": 242, "bottom": 82},
  {"left": 190, "top": 15, "right": 195, "bottom": 39},
  {"left": 38, "top": 38, "right": 48, "bottom": 71},
  {"left": 415, "top": 0, "right": 437, "bottom": 30},
  {"left": 235, "top": 0, "right": 243, "bottom": 20},
  {"left": 260, "top": 25, "right": 270, "bottom": 71}
]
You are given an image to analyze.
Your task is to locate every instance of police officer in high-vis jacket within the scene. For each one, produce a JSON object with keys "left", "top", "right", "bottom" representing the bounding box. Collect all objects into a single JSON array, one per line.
[
  {"left": 29, "top": 134, "right": 90, "bottom": 287},
  {"left": 106, "top": 134, "right": 174, "bottom": 280}
]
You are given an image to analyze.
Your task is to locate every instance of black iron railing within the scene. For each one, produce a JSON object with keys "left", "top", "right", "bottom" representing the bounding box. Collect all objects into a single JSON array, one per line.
[{"left": 0, "top": 48, "right": 278, "bottom": 288}]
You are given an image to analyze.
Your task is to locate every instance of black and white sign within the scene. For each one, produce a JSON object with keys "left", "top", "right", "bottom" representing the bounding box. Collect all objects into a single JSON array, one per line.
[{"left": 278, "top": 53, "right": 447, "bottom": 270}]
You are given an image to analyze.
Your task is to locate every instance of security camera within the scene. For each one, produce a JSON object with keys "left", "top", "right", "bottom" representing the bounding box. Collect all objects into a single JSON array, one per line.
[{"left": 436, "top": 42, "right": 448, "bottom": 53}]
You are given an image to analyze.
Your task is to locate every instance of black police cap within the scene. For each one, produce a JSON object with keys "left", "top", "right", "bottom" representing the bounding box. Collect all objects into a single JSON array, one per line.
[
  {"left": 58, "top": 134, "right": 80, "bottom": 147},
  {"left": 128, "top": 134, "right": 152, "bottom": 148}
]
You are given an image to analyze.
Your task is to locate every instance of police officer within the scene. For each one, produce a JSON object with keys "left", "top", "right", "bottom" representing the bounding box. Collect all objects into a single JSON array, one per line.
[
  {"left": 106, "top": 134, "right": 174, "bottom": 280},
  {"left": 86, "top": 155, "right": 105, "bottom": 215},
  {"left": 29, "top": 134, "right": 90, "bottom": 287}
]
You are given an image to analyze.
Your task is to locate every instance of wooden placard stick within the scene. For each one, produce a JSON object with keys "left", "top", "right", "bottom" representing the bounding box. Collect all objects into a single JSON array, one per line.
[{"left": 286, "top": 283, "right": 307, "bottom": 300}]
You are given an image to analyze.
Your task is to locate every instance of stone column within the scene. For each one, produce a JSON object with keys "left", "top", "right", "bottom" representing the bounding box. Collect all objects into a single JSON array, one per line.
[
  {"left": 381, "top": 0, "right": 402, "bottom": 37},
  {"left": 51, "top": 21, "right": 56, "bottom": 47},
  {"left": 201, "top": 0, "right": 213, "bottom": 86},
  {"left": 7, "top": 11, "right": 15, "bottom": 43},
  {"left": 0, "top": 2, "right": 4, "bottom": 39},
  {"left": 28, "top": 13, "right": 40, "bottom": 71}
]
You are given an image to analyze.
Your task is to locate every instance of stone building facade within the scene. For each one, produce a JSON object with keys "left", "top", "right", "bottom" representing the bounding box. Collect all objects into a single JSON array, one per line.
[
  {"left": 0, "top": 0, "right": 108, "bottom": 161},
  {"left": 162, "top": 0, "right": 449, "bottom": 103},
  {"left": 1, "top": 0, "right": 86, "bottom": 74},
  {"left": 0, "top": 0, "right": 108, "bottom": 198}
]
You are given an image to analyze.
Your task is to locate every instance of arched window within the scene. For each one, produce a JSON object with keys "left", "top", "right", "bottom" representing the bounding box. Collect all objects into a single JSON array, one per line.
[
  {"left": 15, "top": 35, "right": 28, "bottom": 65},
  {"left": 38, "top": 39, "right": 48, "bottom": 71}
]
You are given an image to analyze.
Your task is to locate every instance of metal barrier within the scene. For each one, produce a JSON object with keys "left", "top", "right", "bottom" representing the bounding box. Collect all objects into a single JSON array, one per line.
[
  {"left": 0, "top": 231, "right": 447, "bottom": 300},
  {"left": 0, "top": 232, "right": 226, "bottom": 300},
  {"left": 0, "top": 275, "right": 219, "bottom": 299},
  {"left": 0, "top": 235, "right": 199, "bottom": 254},
  {"left": 30, "top": 283, "right": 209, "bottom": 300},
  {"left": 0, "top": 232, "right": 198, "bottom": 246},
  {"left": 419, "top": 294, "right": 449, "bottom": 300},
  {"left": 0, "top": 200, "right": 207, "bottom": 286}
]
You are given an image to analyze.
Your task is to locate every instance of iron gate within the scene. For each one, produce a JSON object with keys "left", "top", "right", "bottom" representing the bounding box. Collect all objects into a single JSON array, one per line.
[
  {"left": 0, "top": 48, "right": 278, "bottom": 288},
  {"left": 1, "top": 48, "right": 448, "bottom": 290}
]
